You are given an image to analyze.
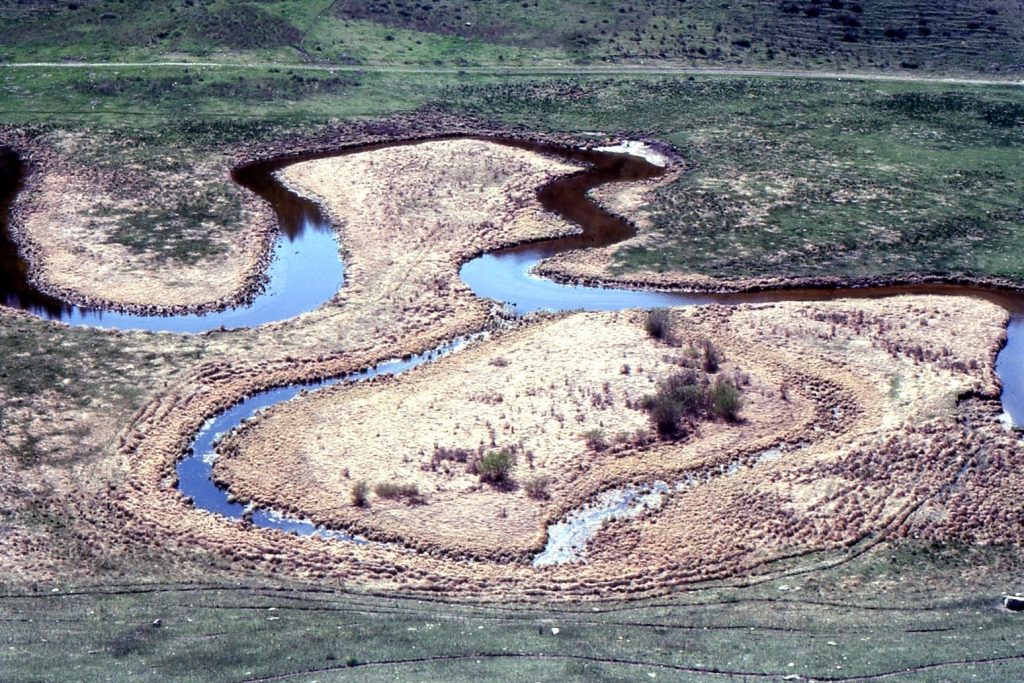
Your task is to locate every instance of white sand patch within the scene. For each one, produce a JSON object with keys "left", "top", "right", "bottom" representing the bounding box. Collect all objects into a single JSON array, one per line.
[{"left": 593, "top": 140, "right": 669, "bottom": 167}]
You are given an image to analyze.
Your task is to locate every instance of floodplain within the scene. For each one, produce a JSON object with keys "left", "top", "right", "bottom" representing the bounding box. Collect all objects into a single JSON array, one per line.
[{"left": 1, "top": 2, "right": 1024, "bottom": 681}]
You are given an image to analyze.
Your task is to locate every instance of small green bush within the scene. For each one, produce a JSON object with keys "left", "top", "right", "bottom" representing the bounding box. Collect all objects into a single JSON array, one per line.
[
  {"left": 702, "top": 339, "right": 720, "bottom": 373},
  {"left": 477, "top": 449, "right": 515, "bottom": 484},
  {"left": 523, "top": 475, "right": 552, "bottom": 500},
  {"left": 582, "top": 428, "right": 608, "bottom": 452},
  {"left": 645, "top": 393, "right": 686, "bottom": 437},
  {"left": 641, "top": 366, "right": 743, "bottom": 437},
  {"left": 711, "top": 379, "right": 743, "bottom": 421},
  {"left": 373, "top": 482, "right": 421, "bottom": 502}
]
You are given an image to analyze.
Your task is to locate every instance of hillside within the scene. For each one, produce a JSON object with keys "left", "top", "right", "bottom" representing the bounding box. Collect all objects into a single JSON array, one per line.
[{"left": 1, "top": 0, "right": 1022, "bottom": 75}]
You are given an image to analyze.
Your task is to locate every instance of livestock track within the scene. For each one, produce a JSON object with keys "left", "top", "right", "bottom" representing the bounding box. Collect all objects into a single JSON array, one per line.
[{"left": 2, "top": 60, "right": 1020, "bottom": 86}]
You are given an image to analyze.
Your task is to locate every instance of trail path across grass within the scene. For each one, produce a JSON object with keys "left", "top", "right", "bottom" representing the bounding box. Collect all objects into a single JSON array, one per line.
[{"left": 2, "top": 61, "right": 1020, "bottom": 87}]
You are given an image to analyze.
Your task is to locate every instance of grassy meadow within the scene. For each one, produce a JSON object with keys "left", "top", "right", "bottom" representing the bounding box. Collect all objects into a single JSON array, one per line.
[
  {"left": 2, "top": 0, "right": 1022, "bottom": 74},
  {"left": 3, "top": 66, "right": 1021, "bottom": 281},
  {"left": 3, "top": 543, "right": 1024, "bottom": 682}
]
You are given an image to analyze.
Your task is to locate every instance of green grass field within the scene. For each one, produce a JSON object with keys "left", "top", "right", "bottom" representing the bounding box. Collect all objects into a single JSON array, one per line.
[
  {"left": 3, "top": 67, "right": 1021, "bottom": 281},
  {"left": 3, "top": 543, "right": 1024, "bottom": 681},
  {"left": 449, "top": 76, "right": 1024, "bottom": 283},
  {"left": 2, "top": 0, "right": 1023, "bottom": 74}
]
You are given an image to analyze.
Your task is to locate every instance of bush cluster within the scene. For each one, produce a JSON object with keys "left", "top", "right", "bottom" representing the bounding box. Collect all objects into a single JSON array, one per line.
[
  {"left": 350, "top": 480, "right": 369, "bottom": 508},
  {"left": 583, "top": 428, "right": 609, "bottom": 452},
  {"left": 641, "top": 370, "right": 743, "bottom": 438},
  {"left": 644, "top": 308, "right": 673, "bottom": 341},
  {"left": 523, "top": 475, "right": 552, "bottom": 500}
]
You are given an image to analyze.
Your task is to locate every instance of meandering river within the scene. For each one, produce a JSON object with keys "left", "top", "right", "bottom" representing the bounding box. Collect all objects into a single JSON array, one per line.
[{"left": 1, "top": 137, "right": 1022, "bottom": 553}]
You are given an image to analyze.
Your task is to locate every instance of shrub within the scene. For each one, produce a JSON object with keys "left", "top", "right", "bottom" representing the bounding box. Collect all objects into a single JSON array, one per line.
[
  {"left": 373, "top": 482, "right": 421, "bottom": 502},
  {"left": 477, "top": 449, "right": 515, "bottom": 484},
  {"left": 711, "top": 379, "right": 743, "bottom": 421},
  {"left": 350, "top": 480, "right": 369, "bottom": 508},
  {"left": 431, "top": 445, "right": 473, "bottom": 469},
  {"left": 640, "top": 367, "right": 744, "bottom": 436},
  {"left": 645, "top": 393, "right": 685, "bottom": 437},
  {"left": 583, "top": 428, "right": 608, "bottom": 452},
  {"left": 642, "top": 370, "right": 705, "bottom": 437},
  {"left": 702, "top": 339, "right": 720, "bottom": 373},
  {"left": 644, "top": 309, "right": 672, "bottom": 340},
  {"left": 523, "top": 475, "right": 552, "bottom": 500},
  {"left": 662, "top": 369, "right": 707, "bottom": 411}
]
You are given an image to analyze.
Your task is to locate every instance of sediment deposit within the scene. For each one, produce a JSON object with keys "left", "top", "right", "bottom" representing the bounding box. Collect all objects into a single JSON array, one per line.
[{"left": 9, "top": 135, "right": 276, "bottom": 313}]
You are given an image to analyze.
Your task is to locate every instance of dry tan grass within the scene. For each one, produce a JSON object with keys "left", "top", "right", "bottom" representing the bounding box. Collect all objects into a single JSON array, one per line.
[
  {"left": 214, "top": 309, "right": 802, "bottom": 558},
  {"left": 133, "top": 292, "right": 1011, "bottom": 599}
]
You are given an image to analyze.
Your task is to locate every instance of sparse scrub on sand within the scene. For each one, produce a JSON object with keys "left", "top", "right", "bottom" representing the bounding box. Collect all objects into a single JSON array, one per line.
[
  {"left": 582, "top": 428, "right": 609, "bottom": 452},
  {"left": 644, "top": 308, "right": 673, "bottom": 341},
  {"left": 429, "top": 444, "right": 474, "bottom": 470},
  {"left": 373, "top": 482, "right": 422, "bottom": 503},
  {"left": 523, "top": 475, "right": 552, "bottom": 500},
  {"left": 711, "top": 378, "right": 743, "bottom": 421}
]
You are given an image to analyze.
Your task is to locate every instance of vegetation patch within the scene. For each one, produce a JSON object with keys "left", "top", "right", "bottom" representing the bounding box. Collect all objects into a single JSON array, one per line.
[
  {"left": 445, "top": 76, "right": 1024, "bottom": 287},
  {"left": 373, "top": 481, "right": 422, "bottom": 503},
  {"left": 474, "top": 448, "right": 515, "bottom": 485},
  {"left": 330, "top": 0, "right": 1024, "bottom": 72},
  {"left": 641, "top": 370, "right": 744, "bottom": 438}
]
